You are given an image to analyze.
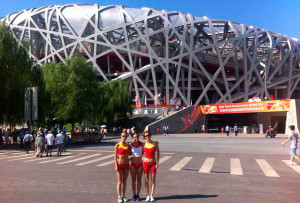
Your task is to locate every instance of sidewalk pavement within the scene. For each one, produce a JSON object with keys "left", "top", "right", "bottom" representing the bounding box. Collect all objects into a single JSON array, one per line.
[{"left": 156, "top": 132, "right": 288, "bottom": 138}]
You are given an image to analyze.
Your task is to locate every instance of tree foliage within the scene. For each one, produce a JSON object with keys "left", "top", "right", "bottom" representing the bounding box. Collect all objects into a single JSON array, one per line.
[
  {"left": 0, "top": 24, "right": 43, "bottom": 126},
  {"left": 97, "top": 79, "right": 132, "bottom": 127},
  {"left": 41, "top": 56, "right": 132, "bottom": 127},
  {"left": 41, "top": 56, "right": 99, "bottom": 125},
  {"left": 0, "top": 23, "right": 132, "bottom": 127}
]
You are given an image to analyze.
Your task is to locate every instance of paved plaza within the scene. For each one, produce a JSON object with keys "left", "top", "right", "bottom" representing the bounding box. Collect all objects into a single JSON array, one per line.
[{"left": 0, "top": 134, "right": 299, "bottom": 203}]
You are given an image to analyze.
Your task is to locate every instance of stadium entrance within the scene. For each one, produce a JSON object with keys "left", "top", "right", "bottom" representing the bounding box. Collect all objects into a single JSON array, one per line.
[{"left": 200, "top": 99, "right": 291, "bottom": 134}]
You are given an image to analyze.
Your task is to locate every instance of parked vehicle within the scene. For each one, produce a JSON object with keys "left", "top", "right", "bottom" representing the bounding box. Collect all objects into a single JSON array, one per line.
[{"left": 71, "top": 125, "right": 103, "bottom": 143}]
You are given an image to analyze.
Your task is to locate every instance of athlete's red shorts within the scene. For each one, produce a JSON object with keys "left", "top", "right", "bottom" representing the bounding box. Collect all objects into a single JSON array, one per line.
[
  {"left": 131, "top": 162, "right": 143, "bottom": 170},
  {"left": 117, "top": 163, "right": 129, "bottom": 170},
  {"left": 144, "top": 162, "right": 157, "bottom": 174}
]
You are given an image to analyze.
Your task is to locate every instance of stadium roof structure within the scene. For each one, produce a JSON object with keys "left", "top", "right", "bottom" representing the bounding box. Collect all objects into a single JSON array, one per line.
[{"left": 2, "top": 4, "right": 300, "bottom": 106}]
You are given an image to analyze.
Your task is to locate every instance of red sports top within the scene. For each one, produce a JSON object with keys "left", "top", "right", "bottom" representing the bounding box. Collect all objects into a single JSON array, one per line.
[
  {"left": 144, "top": 141, "right": 156, "bottom": 158},
  {"left": 118, "top": 142, "right": 130, "bottom": 155}
]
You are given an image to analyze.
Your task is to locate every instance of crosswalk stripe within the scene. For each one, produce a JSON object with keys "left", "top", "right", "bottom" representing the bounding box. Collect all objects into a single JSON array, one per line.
[
  {"left": 159, "top": 156, "right": 172, "bottom": 164},
  {"left": 230, "top": 158, "right": 243, "bottom": 175},
  {"left": 38, "top": 153, "right": 78, "bottom": 163},
  {"left": 8, "top": 155, "right": 37, "bottom": 161},
  {"left": 24, "top": 153, "right": 72, "bottom": 163},
  {"left": 255, "top": 159, "right": 279, "bottom": 177},
  {"left": 76, "top": 154, "right": 114, "bottom": 166},
  {"left": 96, "top": 160, "right": 114, "bottom": 167},
  {"left": 0, "top": 153, "right": 31, "bottom": 160},
  {"left": 199, "top": 157, "right": 215, "bottom": 173},
  {"left": 56, "top": 154, "right": 101, "bottom": 165},
  {"left": 170, "top": 157, "right": 193, "bottom": 171},
  {"left": 0, "top": 152, "right": 22, "bottom": 158},
  {"left": 282, "top": 160, "right": 300, "bottom": 174}
]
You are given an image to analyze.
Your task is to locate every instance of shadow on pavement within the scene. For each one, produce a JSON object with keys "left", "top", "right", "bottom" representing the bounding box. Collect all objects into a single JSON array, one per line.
[
  {"left": 156, "top": 194, "right": 218, "bottom": 200},
  {"left": 211, "top": 170, "right": 230, "bottom": 174}
]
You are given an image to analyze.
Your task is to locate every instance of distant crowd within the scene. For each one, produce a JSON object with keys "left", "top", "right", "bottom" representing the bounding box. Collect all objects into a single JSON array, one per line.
[{"left": 0, "top": 127, "right": 67, "bottom": 157}]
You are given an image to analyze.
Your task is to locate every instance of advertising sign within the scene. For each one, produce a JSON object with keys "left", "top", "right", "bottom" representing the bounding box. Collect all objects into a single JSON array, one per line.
[
  {"left": 200, "top": 99, "right": 290, "bottom": 115},
  {"left": 170, "top": 97, "right": 181, "bottom": 105}
]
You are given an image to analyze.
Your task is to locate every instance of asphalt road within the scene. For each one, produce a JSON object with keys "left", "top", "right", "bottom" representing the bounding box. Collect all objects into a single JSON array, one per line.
[{"left": 0, "top": 135, "right": 299, "bottom": 203}]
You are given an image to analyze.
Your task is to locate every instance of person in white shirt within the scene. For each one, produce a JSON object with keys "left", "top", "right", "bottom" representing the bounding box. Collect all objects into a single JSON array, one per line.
[
  {"left": 225, "top": 125, "right": 230, "bottom": 136},
  {"left": 234, "top": 125, "right": 238, "bottom": 136},
  {"left": 56, "top": 130, "right": 64, "bottom": 156},
  {"left": 281, "top": 125, "right": 300, "bottom": 165},
  {"left": 46, "top": 131, "right": 55, "bottom": 157}
]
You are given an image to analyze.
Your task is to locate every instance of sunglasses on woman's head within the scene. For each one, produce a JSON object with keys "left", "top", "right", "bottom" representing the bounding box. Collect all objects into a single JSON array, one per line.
[{"left": 122, "top": 135, "right": 128, "bottom": 138}]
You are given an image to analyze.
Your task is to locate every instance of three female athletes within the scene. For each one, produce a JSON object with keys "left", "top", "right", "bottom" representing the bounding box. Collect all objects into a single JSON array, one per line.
[{"left": 114, "top": 130, "right": 159, "bottom": 202}]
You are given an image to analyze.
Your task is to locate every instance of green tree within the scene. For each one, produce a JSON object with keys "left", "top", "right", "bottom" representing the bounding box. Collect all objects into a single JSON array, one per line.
[
  {"left": 41, "top": 56, "right": 100, "bottom": 126},
  {"left": 98, "top": 79, "right": 132, "bottom": 127},
  {"left": 0, "top": 24, "right": 40, "bottom": 126}
]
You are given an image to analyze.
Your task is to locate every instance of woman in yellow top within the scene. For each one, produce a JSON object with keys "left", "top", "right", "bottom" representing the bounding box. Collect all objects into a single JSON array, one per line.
[
  {"left": 114, "top": 132, "right": 131, "bottom": 203},
  {"left": 143, "top": 130, "right": 160, "bottom": 202}
]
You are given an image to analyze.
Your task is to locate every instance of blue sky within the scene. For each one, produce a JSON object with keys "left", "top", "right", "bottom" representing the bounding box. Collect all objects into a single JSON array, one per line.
[{"left": 1, "top": 0, "right": 300, "bottom": 39}]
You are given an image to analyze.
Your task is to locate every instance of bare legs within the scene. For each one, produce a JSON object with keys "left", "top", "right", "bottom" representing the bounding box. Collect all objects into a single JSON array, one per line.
[
  {"left": 117, "top": 170, "right": 129, "bottom": 197},
  {"left": 130, "top": 166, "right": 143, "bottom": 196},
  {"left": 145, "top": 172, "right": 156, "bottom": 196},
  {"left": 290, "top": 156, "right": 300, "bottom": 165}
]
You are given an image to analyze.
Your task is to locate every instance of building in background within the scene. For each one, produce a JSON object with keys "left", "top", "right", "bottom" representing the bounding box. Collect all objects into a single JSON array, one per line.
[{"left": 2, "top": 4, "right": 300, "bottom": 107}]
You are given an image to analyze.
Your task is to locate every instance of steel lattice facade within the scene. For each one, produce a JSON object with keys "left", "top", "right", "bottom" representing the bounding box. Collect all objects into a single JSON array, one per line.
[{"left": 2, "top": 4, "right": 300, "bottom": 106}]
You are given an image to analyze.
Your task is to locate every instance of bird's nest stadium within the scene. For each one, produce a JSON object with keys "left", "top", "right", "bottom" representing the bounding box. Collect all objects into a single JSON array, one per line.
[{"left": 2, "top": 4, "right": 300, "bottom": 107}]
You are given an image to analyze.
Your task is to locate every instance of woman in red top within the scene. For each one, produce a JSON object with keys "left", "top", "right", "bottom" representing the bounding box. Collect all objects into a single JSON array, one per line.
[
  {"left": 114, "top": 131, "right": 131, "bottom": 203},
  {"left": 143, "top": 130, "right": 160, "bottom": 202}
]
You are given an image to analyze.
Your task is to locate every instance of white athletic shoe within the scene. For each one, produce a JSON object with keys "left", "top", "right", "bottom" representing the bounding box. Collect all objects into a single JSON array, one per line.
[
  {"left": 150, "top": 196, "right": 155, "bottom": 202},
  {"left": 145, "top": 196, "right": 150, "bottom": 202}
]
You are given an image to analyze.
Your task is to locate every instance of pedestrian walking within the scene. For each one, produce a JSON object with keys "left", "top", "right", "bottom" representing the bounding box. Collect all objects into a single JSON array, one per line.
[
  {"left": 221, "top": 126, "right": 224, "bottom": 134},
  {"left": 225, "top": 125, "right": 230, "bottom": 136},
  {"left": 12, "top": 128, "right": 18, "bottom": 145},
  {"left": 20, "top": 128, "right": 26, "bottom": 148},
  {"left": 143, "top": 130, "right": 160, "bottom": 202},
  {"left": 4, "top": 128, "right": 10, "bottom": 146},
  {"left": 23, "top": 131, "right": 33, "bottom": 154},
  {"left": 114, "top": 131, "right": 131, "bottom": 203},
  {"left": 163, "top": 126, "right": 166, "bottom": 136},
  {"left": 129, "top": 133, "right": 144, "bottom": 201},
  {"left": 281, "top": 125, "right": 300, "bottom": 165},
  {"left": 56, "top": 130, "right": 64, "bottom": 156},
  {"left": 234, "top": 124, "right": 238, "bottom": 136},
  {"left": 166, "top": 125, "right": 169, "bottom": 136},
  {"left": 45, "top": 131, "right": 55, "bottom": 157},
  {"left": 35, "top": 128, "right": 44, "bottom": 157}
]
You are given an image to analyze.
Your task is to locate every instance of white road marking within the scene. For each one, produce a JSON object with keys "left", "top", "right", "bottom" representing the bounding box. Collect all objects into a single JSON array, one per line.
[
  {"left": 170, "top": 157, "right": 193, "bottom": 171},
  {"left": 0, "top": 152, "right": 22, "bottom": 158},
  {"left": 56, "top": 154, "right": 101, "bottom": 165},
  {"left": 230, "top": 158, "right": 243, "bottom": 175},
  {"left": 282, "top": 160, "right": 300, "bottom": 174},
  {"left": 0, "top": 153, "right": 31, "bottom": 160},
  {"left": 159, "top": 156, "right": 172, "bottom": 164},
  {"left": 38, "top": 153, "right": 79, "bottom": 163},
  {"left": 199, "top": 157, "right": 215, "bottom": 173},
  {"left": 76, "top": 154, "right": 114, "bottom": 166},
  {"left": 96, "top": 160, "right": 115, "bottom": 167},
  {"left": 23, "top": 153, "right": 72, "bottom": 162},
  {"left": 8, "top": 155, "right": 37, "bottom": 161},
  {"left": 255, "top": 159, "right": 279, "bottom": 177}
]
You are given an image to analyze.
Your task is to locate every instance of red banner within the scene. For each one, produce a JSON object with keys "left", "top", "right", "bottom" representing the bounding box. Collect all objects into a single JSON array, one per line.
[{"left": 200, "top": 99, "right": 290, "bottom": 114}]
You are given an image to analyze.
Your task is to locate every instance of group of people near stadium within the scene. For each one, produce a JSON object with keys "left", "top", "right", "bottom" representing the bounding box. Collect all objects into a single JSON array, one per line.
[{"left": 114, "top": 130, "right": 159, "bottom": 202}]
